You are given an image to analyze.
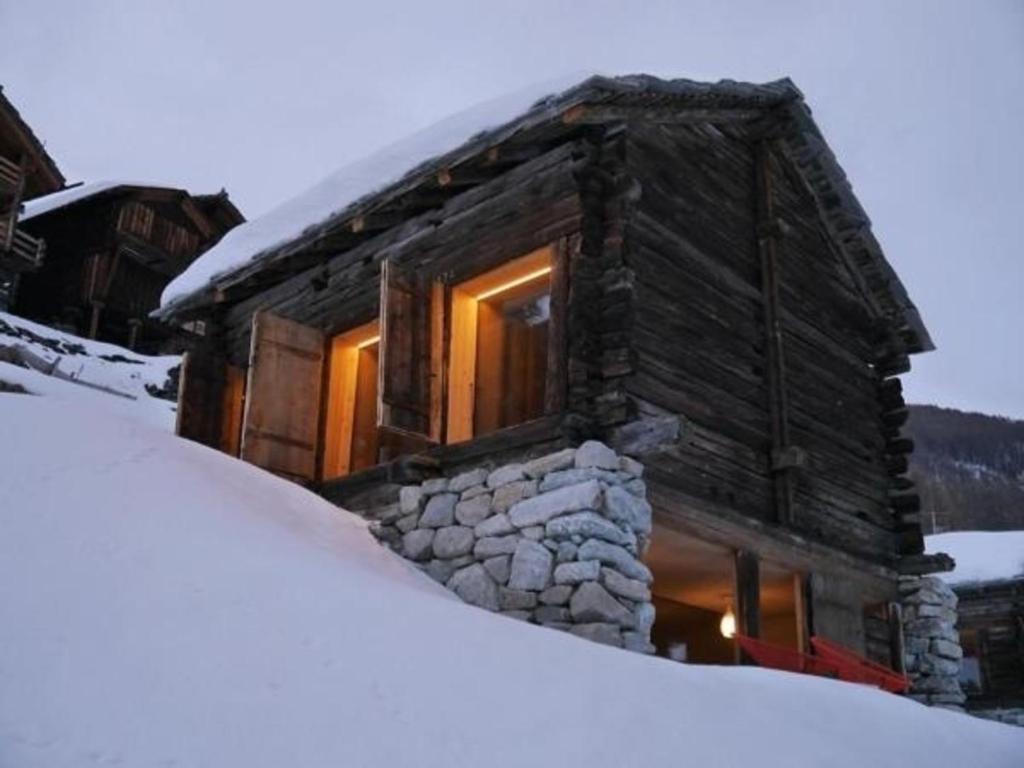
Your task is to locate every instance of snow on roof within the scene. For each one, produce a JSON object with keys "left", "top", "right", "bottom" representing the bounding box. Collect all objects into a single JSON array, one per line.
[
  {"left": 1, "top": 395, "right": 1021, "bottom": 766},
  {"left": 159, "top": 73, "right": 592, "bottom": 310},
  {"left": 927, "top": 531, "right": 1024, "bottom": 586},
  {"left": 20, "top": 180, "right": 157, "bottom": 221}
]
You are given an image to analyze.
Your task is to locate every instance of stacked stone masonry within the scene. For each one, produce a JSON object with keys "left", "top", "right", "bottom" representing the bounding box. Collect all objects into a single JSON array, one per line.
[
  {"left": 900, "top": 575, "right": 966, "bottom": 709},
  {"left": 368, "top": 441, "right": 656, "bottom": 653}
]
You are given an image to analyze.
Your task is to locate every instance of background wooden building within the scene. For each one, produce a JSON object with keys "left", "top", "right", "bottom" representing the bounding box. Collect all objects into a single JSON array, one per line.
[
  {"left": 957, "top": 577, "right": 1024, "bottom": 720},
  {"left": 14, "top": 183, "right": 243, "bottom": 351},
  {"left": 161, "top": 75, "right": 942, "bottom": 666},
  {"left": 0, "top": 85, "right": 65, "bottom": 310}
]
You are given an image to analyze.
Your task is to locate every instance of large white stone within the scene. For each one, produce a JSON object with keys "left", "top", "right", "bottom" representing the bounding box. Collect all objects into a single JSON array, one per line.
[
  {"left": 570, "top": 581, "right": 633, "bottom": 625},
  {"left": 574, "top": 440, "right": 619, "bottom": 470},
  {"left": 604, "top": 485, "right": 652, "bottom": 534},
  {"left": 474, "top": 513, "right": 515, "bottom": 538},
  {"left": 487, "top": 464, "right": 525, "bottom": 489},
  {"left": 449, "top": 467, "right": 489, "bottom": 494},
  {"left": 432, "top": 526, "right": 475, "bottom": 558},
  {"left": 553, "top": 560, "right": 601, "bottom": 585},
  {"left": 454, "top": 494, "right": 492, "bottom": 526},
  {"left": 601, "top": 567, "right": 651, "bottom": 602},
  {"left": 482, "top": 555, "right": 511, "bottom": 584},
  {"left": 419, "top": 493, "right": 458, "bottom": 528},
  {"left": 402, "top": 528, "right": 434, "bottom": 561},
  {"left": 399, "top": 485, "right": 424, "bottom": 514},
  {"left": 491, "top": 480, "right": 536, "bottom": 513},
  {"left": 577, "top": 539, "right": 652, "bottom": 583},
  {"left": 447, "top": 564, "right": 499, "bottom": 611},
  {"left": 522, "top": 448, "right": 577, "bottom": 478},
  {"left": 508, "top": 480, "right": 602, "bottom": 528},
  {"left": 538, "top": 467, "right": 622, "bottom": 493},
  {"left": 508, "top": 539, "right": 553, "bottom": 591},
  {"left": 545, "top": 511, "right": 631, "bottom": 545},
  {"left": 421, "top": 477, "right": 450, "bottom": 495},
  {"left": 473, "top": 535, "right": 519, "bottom": 559}
]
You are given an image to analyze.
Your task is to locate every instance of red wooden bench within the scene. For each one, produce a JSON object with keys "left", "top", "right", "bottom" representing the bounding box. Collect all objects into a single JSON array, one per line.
[{"left": 736, "top": 634, "right": 909, "bottom": 693}]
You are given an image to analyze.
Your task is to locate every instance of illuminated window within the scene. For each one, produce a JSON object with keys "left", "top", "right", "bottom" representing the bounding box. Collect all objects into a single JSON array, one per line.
[
  {"left": 321, "top": 320, "right": 381, "bottom": 478},
  {"left": 447, "top": 247, "right": 553, "bottom": 442}
]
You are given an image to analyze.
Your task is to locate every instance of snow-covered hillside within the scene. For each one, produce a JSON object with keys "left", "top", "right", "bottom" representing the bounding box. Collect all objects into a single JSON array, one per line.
[
  {"left": 1, "top": 379, "right": 1021, "bottom": 766},
  {"left": 0, "top": 311, "right": 178, "bottom": 430},
  {"left": 928, "top": 531, "right": 1024, "bottom": 585}
]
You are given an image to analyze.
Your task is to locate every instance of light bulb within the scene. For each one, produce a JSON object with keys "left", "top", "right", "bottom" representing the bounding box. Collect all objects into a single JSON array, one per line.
[{"left": 720, "top": 608, "right": 736, "bottom": 639}]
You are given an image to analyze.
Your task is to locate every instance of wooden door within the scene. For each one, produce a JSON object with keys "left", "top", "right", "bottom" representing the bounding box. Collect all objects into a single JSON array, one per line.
[
  {"left": 240, "top": 311, "right": 325, "bottom": 481},
  {"left": 176, "top": 346, "right": 228, "bottom": 449}
]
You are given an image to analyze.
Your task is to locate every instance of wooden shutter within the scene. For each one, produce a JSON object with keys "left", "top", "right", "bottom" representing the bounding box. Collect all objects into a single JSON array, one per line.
[
  {"left": 176, "top": 347, "right": 228, "bottom": 449},
  {"left": 378, "top": 259, "right": 444, "bottom": 443},
  {"left": 240, "top": 311, "right": 325, "bottom": 481}
]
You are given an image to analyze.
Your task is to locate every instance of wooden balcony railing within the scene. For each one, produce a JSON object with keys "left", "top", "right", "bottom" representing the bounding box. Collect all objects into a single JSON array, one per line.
[
  {"left": 0, "top": 156, "right": 23, "bottom": 195},
  {"left": 7, "top": 228, "right": 45, "bottom": 269}
]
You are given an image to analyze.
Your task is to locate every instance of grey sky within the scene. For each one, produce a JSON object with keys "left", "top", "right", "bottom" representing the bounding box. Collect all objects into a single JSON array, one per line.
[{"left": 2, "top": 0, "right": 1021, "bottom": 417}]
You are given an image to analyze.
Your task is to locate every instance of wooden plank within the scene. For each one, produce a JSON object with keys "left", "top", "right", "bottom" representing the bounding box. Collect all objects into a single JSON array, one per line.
[
  {"left": 735, "top": 549, "right": 761, "bottom": 662},
  {"left": 544, "top": 235, "right": 571, "bottom": 415},
  {"left": 755, "top": 140, "right": 794, "bottom": 527},
  {"left": 175, "top": 347, "right": 227, "bottom": 449},
  {"left": 240, "top": 311, "right": 325, "bottom": 481},
  {"left": 219, "top": 364, "right": 246, "bottom": 457}
]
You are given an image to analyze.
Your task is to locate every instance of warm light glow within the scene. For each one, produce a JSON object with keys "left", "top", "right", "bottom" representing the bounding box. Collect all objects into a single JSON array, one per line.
[
  {"left": 474, "top": 266, "right": 552, "bottom": 300},
  {"left": 356, "top": 335, "right": 380, "bottom": 349},
  {"left": 720, "top": 608, "right": 736, "bottom": 639}
]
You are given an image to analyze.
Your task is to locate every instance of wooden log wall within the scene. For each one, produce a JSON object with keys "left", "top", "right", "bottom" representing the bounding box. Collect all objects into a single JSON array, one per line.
[
  {"left": 957, "top": 579, "right": 1024, "bottom": 708},
  {"left": 622, "top": 121, "right": 906, "bottom": 566}
]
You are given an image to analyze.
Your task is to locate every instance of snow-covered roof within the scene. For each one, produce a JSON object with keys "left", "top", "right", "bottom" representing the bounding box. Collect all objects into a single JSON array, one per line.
[
  {"left": 155, "top": 73, "right": 932, "bottom": 353},
  {"left": 19, "top": 180, "right": 153, "bottom": 221},
  {"left": 157, "top": 74, "right": 799, "bottom": 311},
  {"left": 927, "top": 531, "right": 1024, "bottom": 586}
]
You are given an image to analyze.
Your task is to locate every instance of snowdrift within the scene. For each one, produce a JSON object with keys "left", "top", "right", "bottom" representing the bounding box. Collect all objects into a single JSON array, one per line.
[
  {"left": 928, "top": 531, "right": 1024, "bottom": 585},
  {"left": 1, "top": 387, "right": 1021, "bottom": 766}
]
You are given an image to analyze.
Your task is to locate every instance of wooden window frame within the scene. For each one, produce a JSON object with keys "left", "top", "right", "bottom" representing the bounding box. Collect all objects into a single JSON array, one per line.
[
  {"left": 320, "top": 320, "right": 381, "bottom": 480},
  {"left": 445, "top": 240, "right": 569, "bottom": 445}
]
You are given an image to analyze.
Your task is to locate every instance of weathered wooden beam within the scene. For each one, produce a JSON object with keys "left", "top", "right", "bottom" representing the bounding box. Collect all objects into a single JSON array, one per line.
[
  {"left": 755, "top": 140, "right": 794, "bottom": 527},
  {"left": 562, "top": 105, "right": 763, "bottom": 126},
  {"left": 735, "top": 549, "right": 761, "bottom": 662}
]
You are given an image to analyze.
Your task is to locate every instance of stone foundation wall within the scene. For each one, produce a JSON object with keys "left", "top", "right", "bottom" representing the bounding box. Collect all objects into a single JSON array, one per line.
[
  {"left": 901, "top": 575, "right": 966, "bottom": 709},
  {"left": 970, "top": 708, "right": 1024, "bottom": 728},
  {"left": 367, "top": 441, "right": 656, "bottom": 652}
]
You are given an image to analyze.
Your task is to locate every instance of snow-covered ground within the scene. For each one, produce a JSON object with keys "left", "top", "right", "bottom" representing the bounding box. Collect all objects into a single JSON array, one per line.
[
  {"left": 1, "top": 376, "right": 1021, "bottom": 766},
  {"left": 927, "top": 531, "right": 1024, "bottom": 586},
  {"left": 0, "top": 311, "right": 178, "bottom": 431}
]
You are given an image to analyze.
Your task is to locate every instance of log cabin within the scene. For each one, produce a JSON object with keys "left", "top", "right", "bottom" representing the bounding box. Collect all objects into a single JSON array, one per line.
[
  {"left": 956, "top": 577, "right": 1024, "bottom": 723},
  {"left": 0, "top": 86, "right": 65, "bottom": 310},
  {"left": 14, "top": 182, "right": 243, "bottom": 351},
  {"left": 158, "top": 75, "right": 945, "bottom": 669}
]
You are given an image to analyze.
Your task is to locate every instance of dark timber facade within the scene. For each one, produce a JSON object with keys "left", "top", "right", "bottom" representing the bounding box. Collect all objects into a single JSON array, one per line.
[
  {"left": 15, "top": 184, "right": 243, "bottom": 352},
  {"left": 163, "top": 76, "right": 938, "bottom": 665}
]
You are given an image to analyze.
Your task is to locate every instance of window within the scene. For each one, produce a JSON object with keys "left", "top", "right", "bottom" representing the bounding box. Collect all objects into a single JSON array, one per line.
[
  {"left": 447, "top": 246, "right": 555, "bottom": 442},
  {"left": 958, "top": 628, "right": 984, "bottom": 695},
  {"left": 321, "top": 320, "right": 381, "bottom": 479}
]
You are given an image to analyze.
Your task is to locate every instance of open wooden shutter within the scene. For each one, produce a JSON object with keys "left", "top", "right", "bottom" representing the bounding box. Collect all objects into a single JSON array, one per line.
[
  {"left": 240, "top": 311, "right": 325, "bottom": 481},
  {"left": 378, "top": 259, "right": 444, "bottom": 443},
  {"left": 176, "top": 347, "right": 228, "bottom": 449}
]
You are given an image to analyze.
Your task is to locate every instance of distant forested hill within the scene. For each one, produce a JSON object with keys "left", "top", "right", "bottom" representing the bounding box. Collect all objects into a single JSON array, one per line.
[{"left": 907, "top": 405, "right": 1024, "bottom": 533}]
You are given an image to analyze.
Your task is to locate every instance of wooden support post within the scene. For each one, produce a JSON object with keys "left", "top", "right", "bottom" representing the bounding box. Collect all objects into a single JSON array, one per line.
[
  {"left": 887, "top": 601, "right": 906, "bottom": 675},
  {"left": 88, "top": 300, "right": 104, "bottom": 340},
  {"left": 127, "top": 318, "right": 142, "bottom": 350},
  {"left": 735, "top": 549, "right": 760, "bottom": 663},
  {"left": 754, "top": 140, "right": 794, "bottom": 527},
  {"left": 794, "top": 573, "right": 810, "bottom": 654}
]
